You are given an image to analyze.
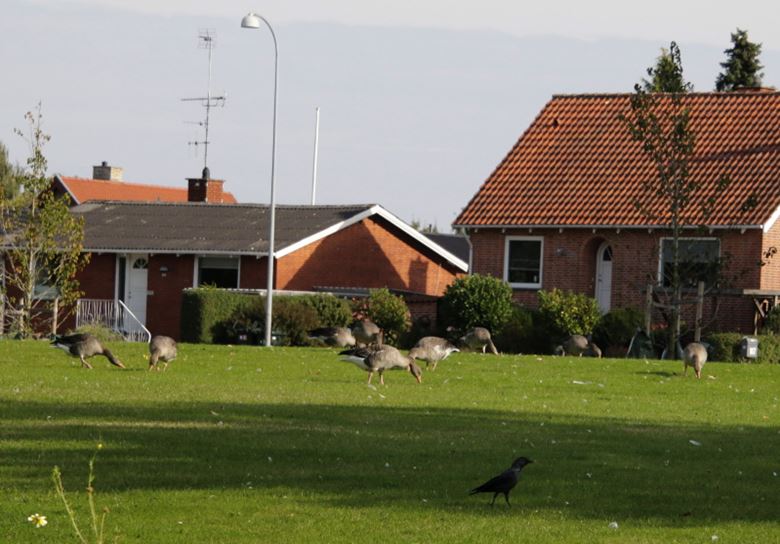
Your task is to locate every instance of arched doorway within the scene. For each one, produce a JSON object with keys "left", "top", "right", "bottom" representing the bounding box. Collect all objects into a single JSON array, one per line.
[{"left": 595, "top": 242, "right": 613, "bottom": 313}]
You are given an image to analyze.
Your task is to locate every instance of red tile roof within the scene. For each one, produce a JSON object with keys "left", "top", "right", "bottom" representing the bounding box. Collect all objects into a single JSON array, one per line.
[
  {"left": 56, "top": 176, "right": 238, "bottom": 204},
  {"left": 454, "top": 92, "right": 780, "bottom": 228}
]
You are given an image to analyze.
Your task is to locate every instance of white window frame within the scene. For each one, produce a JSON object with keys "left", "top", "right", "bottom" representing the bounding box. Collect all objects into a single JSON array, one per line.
[
  {"left": 657, "top": 237, "right": 721, "bottom": 287},
  {"left": 503, "top": 236, "right": 544, "bottom": 289},
  {"left": 193, "top": 255, "right": 241, "bottom": 289}
]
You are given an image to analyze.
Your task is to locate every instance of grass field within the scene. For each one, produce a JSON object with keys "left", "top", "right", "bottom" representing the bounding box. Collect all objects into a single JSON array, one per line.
[{"left": 1, "top": 340, "right": 779, "bottom": 543}]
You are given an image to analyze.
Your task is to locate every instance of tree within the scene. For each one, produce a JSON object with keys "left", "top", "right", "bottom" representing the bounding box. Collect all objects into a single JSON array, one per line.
[
  {"left": 715, "top": 29, "right": 764, "bottom": 91},
  {"left": 642, "top": 41, "right": 692, "bottom": 93},
  {"left": 622, "top": 83, "right": 731, "bottom": 358},
  {"left": 410, "top": 219, "right": 439, "bottom": 234},
  {"left": 439, "top": 274, "right": 513, "bottom": 334},
  {"left": 0, "top": 141, "right": 22, "bottom": 200},
  {"left": 1, "top": 105, "right": 89, "bottom": 337},
  {"left": 364, "top": 288, "right": 410, "bottom": 345}
]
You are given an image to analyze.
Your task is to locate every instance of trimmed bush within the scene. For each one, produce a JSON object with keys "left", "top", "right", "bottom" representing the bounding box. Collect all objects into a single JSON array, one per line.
[
  {"left": 592, "top": 307, "right": 645, "bottom": 354},
  {"left": 181, "top": 288, "right": 256, "bottom": 343},
  {"left": 300, "top": 294, "right": 352, "bottom": 328},
  {"left": 537, "top": 288, "right": 601, "bottom": 339},
  {"left": 439, "top": 274, "right": 513, "bottom": 334},
  {"left": 707, "top": 332, "right": 780, "bottom": 363},
  {"left": 272, "top": 297, "right": 320, "bottom": 346},
  {"left": 364, "top": 288, "right": 411, "bottom": 346},
  {"left": 494, "top": 305, "right": 534, "bottom": 354}
]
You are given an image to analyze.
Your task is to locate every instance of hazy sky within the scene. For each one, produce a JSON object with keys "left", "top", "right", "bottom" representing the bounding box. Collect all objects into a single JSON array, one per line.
[
  {"left": 4, "top": 0, "right": 780, "bottom": 229},
  {"left": 27, "top": 0, "right": 780, "bottom": 49}
]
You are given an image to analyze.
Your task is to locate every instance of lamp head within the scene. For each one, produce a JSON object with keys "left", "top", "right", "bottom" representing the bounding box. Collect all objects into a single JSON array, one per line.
[{"left": 241, "top": 12, "right": 262, "bottom": 29}]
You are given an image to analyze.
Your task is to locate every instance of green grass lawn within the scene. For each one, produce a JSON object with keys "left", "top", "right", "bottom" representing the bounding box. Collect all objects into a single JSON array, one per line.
[{"left": 1, "top": 340, "right": 779, "bottom": 543}]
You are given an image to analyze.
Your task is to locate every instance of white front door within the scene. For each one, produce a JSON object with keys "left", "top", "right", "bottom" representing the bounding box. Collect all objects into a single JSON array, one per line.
[
  {"left": 125, "top": 254, "right": 149, "bottom": 325},
  {"left": 595, "top": 243, "right": 613, "bottom": 313}
]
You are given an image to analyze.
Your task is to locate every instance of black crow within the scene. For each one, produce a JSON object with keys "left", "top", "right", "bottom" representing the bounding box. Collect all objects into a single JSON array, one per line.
[{"left": 469, "top": 457, "right": 533, "bottom": 506}]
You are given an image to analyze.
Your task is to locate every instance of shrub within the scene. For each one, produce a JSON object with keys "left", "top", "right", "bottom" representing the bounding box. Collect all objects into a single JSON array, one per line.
[
  {"left": 707, "top": 332, "right": 780, "bottom": 363},
  {"left": 72, "top": 324, "right": 124, "bottom": 343},
  {"left": 364, "top": 288, "right": 411, "bottom": 345},
  {"left": 181, "top": 287, "right": 256, "bottom": 343},
  {"left": 299, "top": 294, "right": 352, "bottom": 328},
  {"left": 439, "top": 274, "right": 513, "bottom": 334},
  {"left": 592, "top": 307, "right": 645, "bottom": 354},
  {"left": 761, "top": 306, "right": 780, "bottom": 335},
  {"left": 494, "top": 305, "right": 534, "bottom": 354},
  {"left": 537, "top": 289, "right": 601, "bottom": 339},
  {"left": 272, "top": 297, "right": 320, "bottom": 346},
  {"left": 219, "top": 297, "right": 265, "bottom": 345}
]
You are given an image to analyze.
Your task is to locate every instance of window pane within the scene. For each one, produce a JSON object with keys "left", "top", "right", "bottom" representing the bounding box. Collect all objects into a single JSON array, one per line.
[
  {"left": 507, "top": 240, "right": 541, "bottom": 285},
  {"left": 198, "top": 257, "right": 239, "bottom": 288},
  {"left": 660, "top": 239, "right": 720, "bottom": 288}
]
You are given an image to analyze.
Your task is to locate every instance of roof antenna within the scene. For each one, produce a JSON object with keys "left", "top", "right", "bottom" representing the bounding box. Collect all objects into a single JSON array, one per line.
[{"left": 182, "top": 29, "right": 227, "bottom": 176}]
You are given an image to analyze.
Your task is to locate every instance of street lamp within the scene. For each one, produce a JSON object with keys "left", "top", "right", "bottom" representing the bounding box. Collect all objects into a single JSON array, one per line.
[{"left": 241, "top": 12, "right": 278, "bottom": 347}]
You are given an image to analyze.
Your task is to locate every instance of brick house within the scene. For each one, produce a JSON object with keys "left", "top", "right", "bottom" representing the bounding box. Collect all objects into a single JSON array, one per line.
[
  {"left": 71, "top": 202, "right": 468, "bottom": 339},
  {"left": 52, "top": 162, "right": 238, "bottom": 205},
  {"left": 454, "top": 91, "right": 780, "bottom": 333}
]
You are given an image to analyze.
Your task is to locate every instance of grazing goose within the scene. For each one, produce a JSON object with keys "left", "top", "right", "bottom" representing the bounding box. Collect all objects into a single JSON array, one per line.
[
  {"left": 459, "top": 327, "right": 499, "bottom": 355},
  {"left": 352, "top": 319, "right": 383, "bottom": 347},
  {"left": 51, "top": 333, "right": 125, "bottom": 369},
  {"left": 149, "top": 335, "right": 177, "bottom": 371},
  {"left": 470, "top": 457, "right": 534, "bottom": 507},
  {"left": 555, "top": 335, "right": 602, "bottom": 358},
  {"left": 308, "top": 327, "right": 356, "bottom": 348},
  {"left": 408, "top": 336, "right": 459, "bottom": 371},
  {"left": 683, "top": 342, "right": 707, "bottom": 379},
  {"left": 339, "top": 345, "right": 422, "bottom": 385}
]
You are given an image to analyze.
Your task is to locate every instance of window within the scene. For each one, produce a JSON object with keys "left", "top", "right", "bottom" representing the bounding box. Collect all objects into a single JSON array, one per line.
[
  {"left": 33, "top": 262, "right": 59, "bottom": 300},
  {"left": 659, "top": 238, "right": 720, "bottom": 288},
  {"left": 504, "top": 236, "right": 543, "bottom": 288},
  {"left": 197, "top": 256, "right": 239, "bottom": 288}
]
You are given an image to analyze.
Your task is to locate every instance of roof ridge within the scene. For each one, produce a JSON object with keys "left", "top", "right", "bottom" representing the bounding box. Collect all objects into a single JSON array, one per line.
[
  {"left": 59, "top": 176, "right": 190, "bottom": 191},
  {"left": 552, "top": 90, "right": 780, "bottom": 99},
  {"left": 74, "top": 200, "right": 375, "bottom": 209}
]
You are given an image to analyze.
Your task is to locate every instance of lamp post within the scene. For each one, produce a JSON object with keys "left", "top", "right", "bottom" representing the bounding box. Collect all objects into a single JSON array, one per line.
[{"left": 241, "top": 12, "right": 278, "bottom": 347}]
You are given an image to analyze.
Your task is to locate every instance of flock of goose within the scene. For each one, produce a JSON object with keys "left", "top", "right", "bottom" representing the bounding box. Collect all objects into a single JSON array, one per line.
[
  {"left": 325, "top": 322, "right": 501, "bottom": 385},
  {"left": 51, "top": 333, "right": 177, "bottom": 371}
]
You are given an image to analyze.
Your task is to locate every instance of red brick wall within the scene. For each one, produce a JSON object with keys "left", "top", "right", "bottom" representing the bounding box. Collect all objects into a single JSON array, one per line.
[
  {"left": 146, "top": 255, "right": 195, "bottom": 339},
  {"left": 277, "top": 217, "right": 463, "bottom": 296},
  {"left": 239, "top": 256, "right": 269, "bottom": 289},
  {"left": 59, "top": 253, "right": 117, "bottom": 332},
  {"left": 470, "top": 227, "right": 765, "bottom": 332},
  {"left": 77, "top": 254, "right": 117, "bottom": 299}
]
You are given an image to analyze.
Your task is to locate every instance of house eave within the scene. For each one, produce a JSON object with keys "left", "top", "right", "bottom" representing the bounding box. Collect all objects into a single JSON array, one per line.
[
  {"left": 276, "top": 204, "right": 470, "bottom": 272},
  {"left": 81, "top": 247, "right": 267, "bottom": 257}
]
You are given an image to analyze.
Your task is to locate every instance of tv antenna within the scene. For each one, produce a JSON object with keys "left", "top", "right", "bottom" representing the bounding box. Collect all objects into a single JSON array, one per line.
[{"left": 182, "top": 29, "right": 227, "bottom": 172}]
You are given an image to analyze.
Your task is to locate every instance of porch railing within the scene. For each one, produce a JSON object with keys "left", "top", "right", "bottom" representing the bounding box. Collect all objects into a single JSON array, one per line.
[{"left": 75, "top": 298, "right": 151, "bottom": 343}]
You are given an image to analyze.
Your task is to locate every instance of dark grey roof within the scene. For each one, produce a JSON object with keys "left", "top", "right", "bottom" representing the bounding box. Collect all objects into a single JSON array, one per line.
[
  {"left": 424, "top": 233, "right": 471, "bottom": 265},
  {"left": 71, "top": 201, "right": 374, "bottom": 254}
]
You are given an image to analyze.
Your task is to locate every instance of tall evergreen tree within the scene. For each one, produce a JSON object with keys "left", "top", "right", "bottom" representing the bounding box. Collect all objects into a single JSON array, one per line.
[
  {"left": 715, "top": 29, "right": 764, "bottom": 91},
  {"left": 642, "top": 42, "right": 692, "bottom": 93}
]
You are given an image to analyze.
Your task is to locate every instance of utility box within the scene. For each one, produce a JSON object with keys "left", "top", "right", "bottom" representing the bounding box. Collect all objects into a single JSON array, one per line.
[{"left": 740, "top": 337, "right": 759, "bottom": 359}]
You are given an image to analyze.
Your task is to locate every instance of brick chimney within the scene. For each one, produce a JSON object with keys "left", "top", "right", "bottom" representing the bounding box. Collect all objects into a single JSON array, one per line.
[
  {"left": 187, "top": 167, "right": 226, "bottom": 203},
  {"left": 93, "top": 161, "right": 123, "bottom": 181}
]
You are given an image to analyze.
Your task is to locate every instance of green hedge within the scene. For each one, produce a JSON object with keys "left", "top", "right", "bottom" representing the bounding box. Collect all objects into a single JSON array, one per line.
[
  {"left": 180, "top": 288, "right": 257, "bottom": 343},
  {"left": 181, "top": 289, "right": 355, "bottom": 345},
  {"left": 706, "top": 332, "right": 780, "bottom": 363}
]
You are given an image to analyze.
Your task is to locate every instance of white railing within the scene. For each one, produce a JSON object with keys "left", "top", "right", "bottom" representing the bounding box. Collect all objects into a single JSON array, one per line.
[{"left": 75, "top": 299, "right": 152, "bottom": 343}]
